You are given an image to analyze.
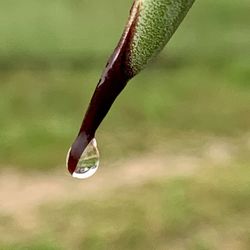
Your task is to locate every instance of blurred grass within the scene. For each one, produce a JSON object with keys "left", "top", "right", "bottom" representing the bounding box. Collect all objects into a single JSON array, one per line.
[
  {"left": 43, "top": 164, "right": 250, "bottom": 250},
  {"left": 0, "top": 0, "right": 249, "bottom": 170},
  {"left": 0, "top": 1, "right": 249, "bottom": 249},
  {"left": 0, "top": 67, "right": 249, "bottom": 169},
  {"left": 1, "top": 163, "right": 249, "bottom": 250},
  {"left": 0, "top": 0, "right": 249, "bottom": 69}
]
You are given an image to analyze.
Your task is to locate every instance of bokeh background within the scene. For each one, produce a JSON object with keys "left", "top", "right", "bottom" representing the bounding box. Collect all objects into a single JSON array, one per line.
[{"left": 0, "top": 0, "right": 250, "bottom": 249}]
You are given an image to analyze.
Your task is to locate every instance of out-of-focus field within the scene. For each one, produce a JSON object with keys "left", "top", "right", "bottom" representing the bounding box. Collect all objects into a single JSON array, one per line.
[{"left": 0, "top": 0, "right": 249, "bottom": 249}]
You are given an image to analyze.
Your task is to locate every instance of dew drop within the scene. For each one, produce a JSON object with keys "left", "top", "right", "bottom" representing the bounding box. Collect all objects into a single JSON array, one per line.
[{"left": 67, "top": 138, "right": 100, "bottom": 179}]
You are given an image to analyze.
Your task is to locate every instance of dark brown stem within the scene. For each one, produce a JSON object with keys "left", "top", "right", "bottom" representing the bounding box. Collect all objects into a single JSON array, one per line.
[{"left": 67, "top": 2, "right": 139, "bottom": 174}]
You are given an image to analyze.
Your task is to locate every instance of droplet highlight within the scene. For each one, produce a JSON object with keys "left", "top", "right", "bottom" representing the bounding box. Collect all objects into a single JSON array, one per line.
[{"left": 67, "top": 138, "right": 100, "bottom": 179}]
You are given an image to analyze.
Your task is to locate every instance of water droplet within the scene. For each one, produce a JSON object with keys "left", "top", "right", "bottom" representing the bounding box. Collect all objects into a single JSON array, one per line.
[{"left": 67, "top": 138, "right": 100, "bottom": 179}]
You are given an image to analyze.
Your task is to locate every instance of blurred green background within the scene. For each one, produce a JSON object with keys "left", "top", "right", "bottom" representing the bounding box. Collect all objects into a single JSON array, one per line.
[{"left": 0, "top": 0, "right": 249, "bottom": 249}]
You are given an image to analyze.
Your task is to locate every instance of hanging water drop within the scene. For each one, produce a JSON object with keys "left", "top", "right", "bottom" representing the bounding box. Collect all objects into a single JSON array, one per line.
[{"left": 66, "top": 138, "right": 100, "bottom": 179}]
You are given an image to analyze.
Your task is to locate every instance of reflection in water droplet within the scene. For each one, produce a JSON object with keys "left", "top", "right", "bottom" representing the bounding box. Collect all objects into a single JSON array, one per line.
[{"left": 67, "top": 138, "right": 100, "bottom": 179}]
